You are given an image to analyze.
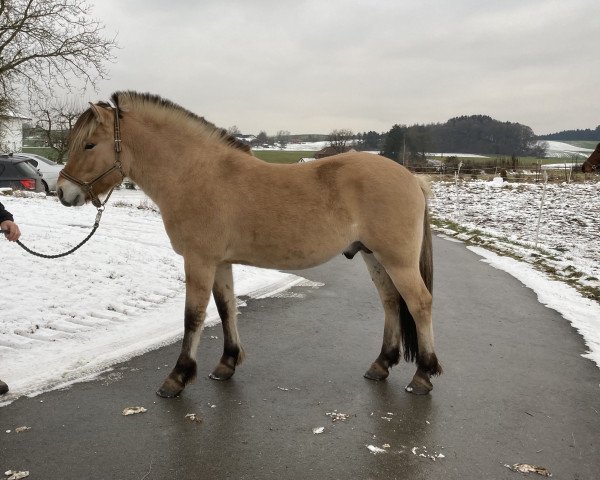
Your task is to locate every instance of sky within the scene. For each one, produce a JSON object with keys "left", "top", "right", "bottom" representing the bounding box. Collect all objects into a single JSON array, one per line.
[{"left": 84, "top": 0, "right": 600, "bottom": 135}]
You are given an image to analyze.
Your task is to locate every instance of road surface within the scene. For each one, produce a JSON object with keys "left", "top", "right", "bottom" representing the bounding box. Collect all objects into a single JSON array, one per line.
[{"left": 1, "top": 236, "right": 599, "bottom": 479}]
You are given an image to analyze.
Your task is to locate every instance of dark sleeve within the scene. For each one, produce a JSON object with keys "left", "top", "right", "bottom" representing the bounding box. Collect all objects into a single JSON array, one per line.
[{"left": 0, "top": 201, "right": 14, "bottom": 223}]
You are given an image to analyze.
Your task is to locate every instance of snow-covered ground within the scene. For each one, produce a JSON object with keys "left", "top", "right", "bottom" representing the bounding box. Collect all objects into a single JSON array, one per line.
[
  {"left": 429, "top": 178, "right": 600, "bottom": 369},
  {"left": 254, "top": 140, "right": 330, "bottom": 152},
  {"left": 538, "top": 140, "right": 594, "bottom": 158},
  {"left": 0, "top": 190, "right": 315, "bottom": 406}
]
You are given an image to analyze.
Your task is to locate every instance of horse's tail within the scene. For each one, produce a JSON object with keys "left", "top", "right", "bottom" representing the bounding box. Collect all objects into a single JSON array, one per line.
[{"left": 400, "top": 175, "right": 433, "bottom": 363}]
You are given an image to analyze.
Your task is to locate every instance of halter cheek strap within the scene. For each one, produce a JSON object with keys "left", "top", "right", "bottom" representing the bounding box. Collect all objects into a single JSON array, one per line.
[{"left": 59, "top": 105, "right": 125, "bottom": 208}]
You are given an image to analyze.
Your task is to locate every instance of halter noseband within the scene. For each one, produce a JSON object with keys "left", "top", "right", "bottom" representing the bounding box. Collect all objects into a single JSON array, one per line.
[{"left": 59, "top": 104, "right": 125, "bottom": 208}]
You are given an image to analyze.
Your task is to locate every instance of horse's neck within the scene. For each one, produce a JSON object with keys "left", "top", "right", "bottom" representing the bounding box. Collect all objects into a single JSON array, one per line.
[{"left": 123, "top": 118, "right": 253, "bottom": 205}]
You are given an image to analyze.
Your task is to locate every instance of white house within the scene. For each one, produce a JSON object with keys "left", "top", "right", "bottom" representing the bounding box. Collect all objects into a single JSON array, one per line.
[{"left": 0, "top": 112, "right": 30, "bottom": 152}]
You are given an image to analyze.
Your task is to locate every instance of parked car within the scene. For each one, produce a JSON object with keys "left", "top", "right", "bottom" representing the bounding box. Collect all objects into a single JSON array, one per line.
[
  {"left": 0, "top": 155, "right": 45, "bottom": 193},
  {"left": 10, "top": 152, "right": 63, "bottom": 193}
]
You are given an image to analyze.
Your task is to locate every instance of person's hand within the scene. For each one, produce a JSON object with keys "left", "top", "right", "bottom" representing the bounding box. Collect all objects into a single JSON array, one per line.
[{"left": 1, "top": 220, "right": 21, "bottom": 242}]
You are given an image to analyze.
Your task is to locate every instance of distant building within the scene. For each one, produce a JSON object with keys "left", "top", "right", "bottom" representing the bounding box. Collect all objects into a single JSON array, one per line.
[
  {"left": 0, "top": 112, "right": 31, "bottom": 152},
  {"left": 314, "top": 146, "right": 355, "bottom": 159}
]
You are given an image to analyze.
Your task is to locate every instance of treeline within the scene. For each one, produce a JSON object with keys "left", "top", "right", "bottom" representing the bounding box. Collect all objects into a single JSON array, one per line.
[
  {"left": 378, "top": 115, "right": 544, "bottom": 162},
  {"left": 537, "top": 125, "right": 600, "bottom": 141}
]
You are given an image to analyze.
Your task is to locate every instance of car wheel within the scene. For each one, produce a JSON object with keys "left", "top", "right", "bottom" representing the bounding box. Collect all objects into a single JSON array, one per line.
[{"left": 42, "top": 180, "right": 49, "bottom": 194}]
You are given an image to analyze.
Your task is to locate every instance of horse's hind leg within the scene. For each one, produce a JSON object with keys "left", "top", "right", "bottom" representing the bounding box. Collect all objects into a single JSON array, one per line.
[
  {"left": 209, "top": 263, "right": 245, "bottom": 381},
  {"left": 383, "top": 262, "right": 442, "bottom": 394},
  {"left": 361, "top": 253, "right": 401, "bottom": 381},
  {"left": 157, "top": 258, "right": 216, "bottom": 398}
]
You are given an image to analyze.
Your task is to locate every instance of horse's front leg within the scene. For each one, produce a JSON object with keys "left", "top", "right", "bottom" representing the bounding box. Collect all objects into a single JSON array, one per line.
[
  {"left": 209, "top": 263, "right": 245, "bottom": 381},
  {"left": 156, "top": 258, "right": 216, "bottom": 398}
]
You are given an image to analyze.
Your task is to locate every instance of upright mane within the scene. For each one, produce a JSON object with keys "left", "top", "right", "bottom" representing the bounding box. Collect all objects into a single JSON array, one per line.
[
  {"left": 69, "top": 91, "right": 252, "bottom": 156},
  {"left": 112, "top": 91, "right": 251, "bottom": 153}
]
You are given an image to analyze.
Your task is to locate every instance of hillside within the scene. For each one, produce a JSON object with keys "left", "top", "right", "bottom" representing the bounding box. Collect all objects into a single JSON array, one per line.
[{"left": 537, "top": 126, "right": 600, "bottom": 142}]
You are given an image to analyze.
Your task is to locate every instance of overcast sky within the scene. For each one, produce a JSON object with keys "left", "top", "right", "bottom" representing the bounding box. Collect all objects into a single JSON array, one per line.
[{"left": 89, "top": 0, "right": 600, "bottom": 136}]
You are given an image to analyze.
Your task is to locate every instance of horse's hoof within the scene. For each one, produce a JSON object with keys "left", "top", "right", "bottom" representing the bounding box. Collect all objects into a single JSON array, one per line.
[
  {"left": 405, "top": 378, "right": 433, "bottom": 395},
  {"left": 209, "top": 362, "right": 235, "bottom": 381},
  {"left": 156, "top": 378, "right": 184, "bottom": 398},
  {"left": 364, "top": 362, "right": 389, "bottom": 381}
]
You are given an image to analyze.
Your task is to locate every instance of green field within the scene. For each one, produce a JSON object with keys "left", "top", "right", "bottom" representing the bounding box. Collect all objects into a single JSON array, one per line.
[
  {"left": 252, "top": 150, "right": 314, "bottom": 164},
  {"left": 22, "top": 147, "right": 62, "bottom": 162}
]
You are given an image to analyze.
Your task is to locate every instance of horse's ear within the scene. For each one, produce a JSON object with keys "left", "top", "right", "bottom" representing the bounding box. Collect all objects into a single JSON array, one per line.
[{"left": 88, "top": 102, "right": 105, "bottom": 123}]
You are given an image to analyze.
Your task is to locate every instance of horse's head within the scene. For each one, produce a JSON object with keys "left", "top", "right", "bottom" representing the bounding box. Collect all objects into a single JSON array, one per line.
[
  {"left": 57, "top": 102, "right": 125, "bottom": 207},
  {"left": 581, "top": 142, "right": 600, "bottom": 173}
]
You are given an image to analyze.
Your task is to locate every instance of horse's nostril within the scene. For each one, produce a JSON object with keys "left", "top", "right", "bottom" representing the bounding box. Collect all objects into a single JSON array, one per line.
[{"left": 57, "top": 187, "right": 63, "bottom": 200}]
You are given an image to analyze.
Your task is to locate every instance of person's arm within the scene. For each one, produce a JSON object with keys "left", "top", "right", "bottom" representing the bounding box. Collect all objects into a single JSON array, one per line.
[
  {"left": 0, "top": 201, "right": 13, "bottom": 223},
  {"left": 0, "top": 201, "right": 21, "bottom": 241}
]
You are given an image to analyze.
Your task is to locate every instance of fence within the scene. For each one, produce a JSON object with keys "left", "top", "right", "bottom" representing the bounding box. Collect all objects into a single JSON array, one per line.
[{"left": 405, "top": 162, "right": 598, "bottom": 183}]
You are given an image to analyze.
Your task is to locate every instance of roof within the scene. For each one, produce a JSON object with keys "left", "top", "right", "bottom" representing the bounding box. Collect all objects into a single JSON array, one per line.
[
  {"left": 0, "top": 111, "right": 32, "bottom": 121},
  {"left": 314, "top": 145, "right": 355, "bottom": 158}
]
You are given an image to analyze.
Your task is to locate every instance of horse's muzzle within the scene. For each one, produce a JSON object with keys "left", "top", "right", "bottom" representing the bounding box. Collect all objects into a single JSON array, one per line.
[{"left": 57, "top": 184, "right": 84, "bottom": 207}]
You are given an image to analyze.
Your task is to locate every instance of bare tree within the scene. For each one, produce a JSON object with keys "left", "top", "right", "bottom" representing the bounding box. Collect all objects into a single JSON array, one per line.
[
  {"left": 328, "top": 129, "right": 354, "bottom": 153},
  {"left": 276, "top": 130, "right": 290, "bottom": 149},
  {"left": 31, "top": 97, "right": 83, "bottom": 162},
  {"left": 0, "top": 0, "right": 117, "bottom": 102},
  {"left": 227, "top": 125, "right": 241, "bottom": 136}
]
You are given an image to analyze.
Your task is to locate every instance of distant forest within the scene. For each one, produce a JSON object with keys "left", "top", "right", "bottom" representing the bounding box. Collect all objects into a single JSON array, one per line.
[
  {"left": 537, "top": 125, "right": 600, "bottom": 141},
  {"left": 367, "top": 115, "right": 545, "bottom": 161}
]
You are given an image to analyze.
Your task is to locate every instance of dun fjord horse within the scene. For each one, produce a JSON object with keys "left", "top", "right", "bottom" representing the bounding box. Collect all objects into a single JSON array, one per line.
[
  {"left": 582, "top": 142, "right": 600, "bottom": 173},
  {"left": 57, "top": 91, "right": 442, "bottom": 398}
]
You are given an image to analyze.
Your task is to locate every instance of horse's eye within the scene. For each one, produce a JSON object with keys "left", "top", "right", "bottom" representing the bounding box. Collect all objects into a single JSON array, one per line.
[{"left": 84, "top": 143, "right": 96, "bottom": 150}]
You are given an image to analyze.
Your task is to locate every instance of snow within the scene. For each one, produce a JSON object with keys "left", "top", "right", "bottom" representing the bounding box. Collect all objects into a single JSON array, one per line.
[
  {"left": 366, "top": 445, "right": 387, "bottom": 454},
  {"left": 426, "top": 152, "right": 489, "bottom": 158},
  {"left": 0, "top": 190, "right": 311, "bottom": 406},
  {"left": 539, "top": 140, "right": 594, "bottom": 158},
  {"left": 429, "top": 179, "right": 600, "bottom": 368},
  {"left": 253, "top": 141, "right": 330, "bottom": 152},
  {"left": 256, "top": 139, "right": 595, "bottom": 160}
]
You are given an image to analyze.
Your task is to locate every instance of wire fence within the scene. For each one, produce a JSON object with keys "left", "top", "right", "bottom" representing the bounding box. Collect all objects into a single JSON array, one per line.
[{"left": 404, "top": 162, "right": 598, "bottom": 183}]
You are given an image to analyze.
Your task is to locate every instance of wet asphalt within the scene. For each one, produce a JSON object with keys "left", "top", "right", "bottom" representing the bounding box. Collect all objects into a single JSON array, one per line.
[{"left": 1, "top": 236, "right": 599, "bottom": 480}]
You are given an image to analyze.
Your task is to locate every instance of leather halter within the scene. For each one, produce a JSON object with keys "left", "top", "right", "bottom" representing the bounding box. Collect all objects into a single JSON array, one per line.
[{"left": 59, "top": 104, "right": 125, "bottom": 208}]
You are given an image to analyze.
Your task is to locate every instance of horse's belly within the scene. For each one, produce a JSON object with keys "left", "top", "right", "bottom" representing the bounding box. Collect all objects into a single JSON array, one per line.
[{"left": 226, "top": 238, "right": 349, "bottom": 270}]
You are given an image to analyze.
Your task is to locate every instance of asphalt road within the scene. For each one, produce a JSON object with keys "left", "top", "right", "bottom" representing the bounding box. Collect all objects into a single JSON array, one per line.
[{"left": 1, "top": 236, "right": 599, "bottom": 480}]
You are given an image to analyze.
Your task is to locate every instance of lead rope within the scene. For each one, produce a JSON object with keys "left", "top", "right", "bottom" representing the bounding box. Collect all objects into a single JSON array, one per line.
[
  {"left": 5, "top": 102, "right": 124, "bottom": 259},
  {"left": 3, "top": 187, "right": 115, "bottom": 259}
]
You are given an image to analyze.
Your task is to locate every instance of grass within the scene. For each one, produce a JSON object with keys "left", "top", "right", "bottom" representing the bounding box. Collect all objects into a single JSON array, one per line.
[
  {"left": 22, "top": 147, "right": 62, "bottom": 162},
  {"left": 253, "top": 150, "right": 314, "bottom": 164}
]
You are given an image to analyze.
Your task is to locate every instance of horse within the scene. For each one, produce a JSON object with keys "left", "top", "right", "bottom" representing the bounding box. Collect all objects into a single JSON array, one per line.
[
  {"left": 56, "top": 91, "right": 442, "bottom": 398},
  {"left": 581, "top": 142, "right": 600, "bottom": 173}
]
